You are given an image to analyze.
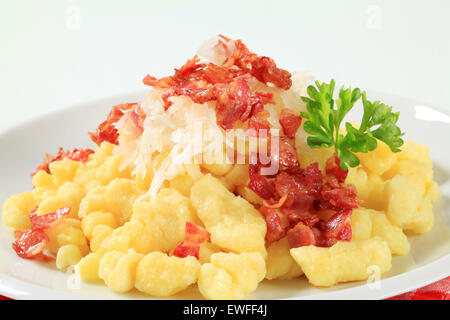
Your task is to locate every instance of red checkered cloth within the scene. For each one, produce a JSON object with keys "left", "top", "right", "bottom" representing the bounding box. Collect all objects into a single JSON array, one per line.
[
  {"left": 387, "top": 276, "right": 450, "bottom": 300},
  {"left": 0, "top": 277, "right": 448, "bottom": 300}
]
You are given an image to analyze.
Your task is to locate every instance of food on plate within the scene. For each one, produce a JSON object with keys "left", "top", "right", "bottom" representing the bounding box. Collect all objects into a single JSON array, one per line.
[{"left": 1, "top": 35, "right": 441, "bottom": 299}]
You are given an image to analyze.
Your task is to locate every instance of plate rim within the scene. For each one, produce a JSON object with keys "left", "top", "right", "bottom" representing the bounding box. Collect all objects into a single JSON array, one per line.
[
  {"left": 0, "top": 253, "right": 448, "bottom": 300},
  {"left": 0, "top": 89, "right": 449, "bottom": 300}
]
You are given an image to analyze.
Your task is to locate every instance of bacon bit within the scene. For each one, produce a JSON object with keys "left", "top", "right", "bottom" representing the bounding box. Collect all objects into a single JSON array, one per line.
[
  {"left": 301, "top": 162, "right": 323, "bottom": 195},
  {"left": 274, "top": 172, "right": 305, "bottom": 207},
  {"left": 222, "top": 39, "right": 256, "bottom": 71},
  {"left": 279, "top": 108, "right": 302, "bottom": 138},
  {"left": 215, "top": 77, "right": 273, "bottom": 129},
  {"left": 30, "top": 207, "right": 70, "bottom": 229},
  {"left": 247, "top": 115, "right": 271, "bottom": 137},
  {"left": 317, "top": 210, "right": 353, "bottom": 247},
  {"left": 255, "top": 154, "right": 361, "bottom": 248},
  {"left": 260, "top": 207, "right": 286, "bottom": 242},
  {"left": 325, "top": 154, "right": 348, "bottom": 183},
  {"left": 31, "top": 147, "right": 94, "bottom": 176},
  {"left": 263, "top": 194, "right": 288, "bottom": 209},
  {"left": 173, "top": 222, "right": 211, "bottom": 260},
  {"left": 12, "top": 207, "right": 71, "bottom": 261},
  {"left": 158, "top": 76, "right": 274, "bottom": 130},
  {"left": 274, "top": 163, "right": 322, "bottom": 206},
  {"left": 89, "top": 102, "right": 142, "bottom": 145},
  {"left": 12, "top": 228, "right": 50, "bottom": 260},
  {"left": 321, "top": 175, "right": 361, "bottom": 210},
  {"left": 250, "top": 56, "right": 292, "bottom": 90},
  {"left": 284, "top": 209, "right": 319, "bottom": 228},
  {"left": 287, "top": 223, "right": 316, "bottom": 248},
  {"left": 277, "top": 137, "right": 301, "bottom": 173},
  {"left": 65, "top": 148, "right": 95, "bottom": 163},
  {"left": 203, "top": 63, "right": 239, "bottom": 84},
  {"left": 248, "top": 164, "right": 276, "bottom": 200}
]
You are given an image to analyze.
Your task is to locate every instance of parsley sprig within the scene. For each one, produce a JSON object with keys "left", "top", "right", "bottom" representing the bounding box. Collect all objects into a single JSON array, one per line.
[{"left": 301, "top": 79, "right": 404, "bottom": 170}]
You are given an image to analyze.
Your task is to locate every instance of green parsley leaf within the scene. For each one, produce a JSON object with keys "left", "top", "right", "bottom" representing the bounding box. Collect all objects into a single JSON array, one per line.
[{"left": 301, "top": 80, "right": 404, "bottom": 170}]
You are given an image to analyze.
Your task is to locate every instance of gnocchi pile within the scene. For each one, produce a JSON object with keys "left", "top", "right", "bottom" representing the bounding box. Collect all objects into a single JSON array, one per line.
[{"left": 1, "top": 36, "right": 441, "bottom": 299}]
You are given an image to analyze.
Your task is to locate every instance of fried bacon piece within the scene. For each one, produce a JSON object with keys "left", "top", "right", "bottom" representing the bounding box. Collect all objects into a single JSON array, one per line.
[
  {"left": 259, "top": 206, "right": 286, "bottom": 243},
  {"left": 142, "top": 36, "right": 290, "bottom": 130},
  {"left": 253, "top": 153, "right": 360, "bottom": 248},
  {"left": 325, "top": 154, "right": 348, "bottom": 183},
  {"left": 30, "top": 207, "right": 70, "bottom": 229},
  {"left": 12, "top": 207, "right": 70, "bottom": 260},
  {"left": 215, "top": 77, "right": 273, "bottom": 129},
  {"left": 279, "top": 108, "right": 302, "bottom": 138},
  {"left": 321, "top": 175, "right": 362, "bottom": 210},
  {"left": 159, "top": 75, "right": 274, "bottom": 129},
  {"left": 320, "top": 210, "right": 352, "bottom": 242},
  {"left": 277, "top": 137, "right": 301, "bottom": 173},
  {"left": 287, "top": 222, "right": 316, "bottom": 248},
  {"left": 248, "top": 164, "right": 276, "bottom": 200},
  {"left": 173, "top": 222, "right": 211, "bottom": 260},
  {"left": 89, "top": 102, "right": 142, "bottom": 145},
  {"left": 250, "top": 56, "right": 292, "bottom": 90},
  {"left": 12, "top": 228, "right": 50, "bottom": 260},
  {"left": 31, "top": 147, "right": 94, "bottom": 176}
]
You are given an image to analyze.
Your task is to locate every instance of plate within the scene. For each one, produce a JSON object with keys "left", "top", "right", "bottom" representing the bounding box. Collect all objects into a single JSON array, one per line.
[{"left": 0, "top": 90, "right": 449, "bottom": 300}]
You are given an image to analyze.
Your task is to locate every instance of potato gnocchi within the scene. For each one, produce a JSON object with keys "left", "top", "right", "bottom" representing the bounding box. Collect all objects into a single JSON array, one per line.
[{"left": 1, "top": 36, "right": 441, "bottom": 299}]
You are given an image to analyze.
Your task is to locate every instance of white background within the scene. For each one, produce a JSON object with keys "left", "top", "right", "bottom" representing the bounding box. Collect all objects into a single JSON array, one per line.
[{"left": 1, "top": 0, "right": 449, "bottom": 131}]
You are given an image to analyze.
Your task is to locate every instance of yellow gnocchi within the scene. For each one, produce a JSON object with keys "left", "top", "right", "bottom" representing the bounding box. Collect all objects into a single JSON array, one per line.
[
  {"left": 198, "top": 252, "right": 266, "bottom": 300},
  {"left": 385, "top": 175, "right": 434, "bottom": 233},
  {"left": 290, "top": 239, "right": 392, "bottom": 287},
  {"left": 2, "top": 192, "right": 35, "bottom": 231},
  {"left": 265, "top": 237, "right": 303, "bottom": 280},
  {"left": 56, "top": 244, "right": 83, "bottom": 270},
  {"left": 76, "top": 252, "right": 103, "bottom": 282},
  {"left": 190, "top": 175, "right": 267, "bottom": 256},
  {"left": 99, "top": 249, "right": 143, "bottom": 293},
  {"left": 135, "top": 252, "right": 200, "bottom": 297}
]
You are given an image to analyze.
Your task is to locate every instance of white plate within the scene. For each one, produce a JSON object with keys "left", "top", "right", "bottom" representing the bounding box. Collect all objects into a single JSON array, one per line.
[{"left": 0, "top": 90, "right": 449, "bottom": 300}]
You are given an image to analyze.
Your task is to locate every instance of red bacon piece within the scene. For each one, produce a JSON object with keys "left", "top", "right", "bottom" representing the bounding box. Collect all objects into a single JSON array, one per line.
[
  {"left": 325, "top": 154, "right": 348, "bottom": 183},
  {"left": 30, "top": 207, "right": 70, "bottom": 229},
  {"left": 287, "top": 222, "right": 316, "bottom": 248},
  {"left": 321, "top": 176, "right": 361, "bottom": 210},
  {"left": 247, "top": 116, "right": 271, "bottom": 137},
  {"left": 250, "top": 56, "right": 292, "bottom": 90},
  {"left": 142, "top": 75, "right": 174, "bottom": 88},
  {"left": 274, "top": 171, "right": 305, "bottom": 207},
  {"left": 12, "top": 228, "right": 50, "bottom": 260},
  {"left": 222, "top": 39, "right": 256, "bottom": 71},
  {"left": 301, "top": 162, "right": 323, "bottom": 195},
  {"left": 279, "top": 108, "right": 302, "bottom": 138},
  {"left": 274, "top": 163, "right": 322, "bottom": 207},
  {"left": 158, "top": 76, "right": 273, "bottom": 130},
  {"left": 173, "top": 55, "right": 207, "bottom": 83},
  {"left": 12, "top": 207, "right": 71, "bottom": 261},
  {"left": 260, "top": 206, "right": 286, "bottom": 242},
  {"left": 65, "top": 148, "right": 95, "bottom": 163},
  {"left": 276, "top": 137, "right": 301, "bottom": 173},
  {"left": 248, "top": 164, "right": 276, "bottom": 200},
  {"left": 89, "top": 102, "right": 139, "bottom": 145},
  {"left": 215, "top": 77, "right": 273, "bottom": 129},
  {"left": 203, "top": 63, "right": 240, "bottom": 84},
  {"left": 318, "top": 210, "right": 353, "bottom": 246},
  {"left": 173, "top": 222, "right": 211, "bottom": 260},
  {"left": 31, "top": 147, "right": 94, "bottom": 176},
  {"left": 262, "top": 194, "right": 287, "bottom": 209}
]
